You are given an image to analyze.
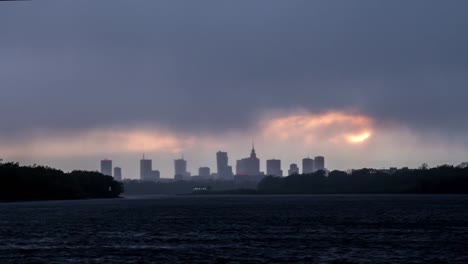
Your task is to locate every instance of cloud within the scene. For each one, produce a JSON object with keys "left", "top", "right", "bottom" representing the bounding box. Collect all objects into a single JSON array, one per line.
[
  {"left": 1, "top": 127, "right": 200, "bottom": 159},
  {"left": 261, "top": 111, "right": 373, "bottom": 145},
  {"left": 2, "top": 111, "right": 373, "bottom": 159},
  {"left": 1, "top": 1, "right": 468, "bottom": 176}
]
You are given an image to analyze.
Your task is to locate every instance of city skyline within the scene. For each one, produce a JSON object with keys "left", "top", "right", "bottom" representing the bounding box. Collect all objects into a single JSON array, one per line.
[
  {"left": 100, "top": 145, "right": 328, "bottom": 180},
  {"left": 100, "top": 143, "right": 327, "bottom": 181}
]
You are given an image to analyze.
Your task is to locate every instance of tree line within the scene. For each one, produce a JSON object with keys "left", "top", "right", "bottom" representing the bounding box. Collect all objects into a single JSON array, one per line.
[
  {"left": 257, "top": 164, "right": 468, "bottom": 194},
  {"left": 0, "top": 161, "right": 123, "bottom": 201}
]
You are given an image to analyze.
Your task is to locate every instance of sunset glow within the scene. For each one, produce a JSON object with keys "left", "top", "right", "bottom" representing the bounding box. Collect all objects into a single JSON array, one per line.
[
  {"left": 261, "top": 111, "right": 374, "bottom": 145},
  {"left": 347, "top": 132, "right": 371, "bottom": 144}
]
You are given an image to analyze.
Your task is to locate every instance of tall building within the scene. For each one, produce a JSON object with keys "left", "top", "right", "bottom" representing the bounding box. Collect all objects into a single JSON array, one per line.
[
  {"left": 113, "top": 167, "right": 122, "bottom": 181},
  {"left": 266, "top": 159, "right": 282, "bottom": 177},
  {"left": 302, "top": 157, "right": 314, "bottom": 174},
  {"left": 235, "top": 144, "right": 260, "bottom": 176},
  {"left": 100, "top": 159, "right": 112, "bottom": 176},
  {"left": 216, "top": 151, "right": 232, "bottom": 179},
  {"left": 199, "top": 167, "right": 210, "bottom": 178},
  {"left": 148, "top": 170, "right": 160, "bottom": 181},
  {"left": 314, "top": 156, "right": 325, "bottom": 171},
  {"left": 140, "top": 155, "right": 160, "bottom": 182},
  {"left": 174, "top": 158, "right": 188, "bottom": 180},
  {"left": 140, "top": 157, "right": 152, "bottom": 180},
  {"left": 288, "top": 163, "right": 299, "bottom": 175}
]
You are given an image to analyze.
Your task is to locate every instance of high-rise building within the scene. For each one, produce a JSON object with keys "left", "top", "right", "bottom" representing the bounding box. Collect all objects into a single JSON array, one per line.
[
  {"left": 314, "top": 156, "right": 325, "bottom": 171},
  {"left": 113, "top": 167, "right": 122, "bottom": 181},
  {"left": 235, "top": 144, "right": 260, "bottom": 176},
  {"left": 100, "top": 159, "right": 112, "bottom": 176},
  {"left": 199, "top": 167, "right": 210, "bottom": 178},
  {"left": 174, "top": 158, "right": 187, "bottom": 180},
  {"left": 216, "top": 151, "right": 232, "bottom": 179},
  {"left": 140, "top": 157, "right": 152, "bottom": 180},
  {"left": 302, "top": 157, "right": 314, "bottom": 174},
  {"left": 148, "top": 170, "right": 160, "bottom": 181},
  {"left": 266, "top": 159, "right": 282, "bottom": 177},
  {"left": 139, "top": 155, "right": 160, "bottom": 182},
  {"left": 288, "top": 163, "right": 299, "bottom": 175}
]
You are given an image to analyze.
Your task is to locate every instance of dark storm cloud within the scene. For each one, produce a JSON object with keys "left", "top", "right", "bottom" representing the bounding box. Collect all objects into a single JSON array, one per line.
[{"left": 1, "top": 0, "right": 468, "bottom": 140}]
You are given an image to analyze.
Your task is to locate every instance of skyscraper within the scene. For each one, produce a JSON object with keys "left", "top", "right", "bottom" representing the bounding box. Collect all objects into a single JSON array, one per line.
[
  {"left": 314, "top": 156, "right": 325, "bottom": 171},
  {"left": 174, "top": 158, "right": 187, "bottom": 180},
  {"left": 140, "top": 157, "right": 152, "bottom": 180},
  {"left": 149, "top": 170, "right": 160, "bottom": 181},
  {"left": 199, "top": 167, "right": 210, "bottom": 178},
  {"left": 100, "top": 159, "right": 112, "bottom": 176},
  {"left": 235, "top": 144, "right": 260, "bottom": 176},
  {"left": 266, "top": 159, "right": 282, "bottom": 177},
  {"left": 288, "top": 163, "right": 299, "bottom": 175},
  {"left": 113, "top": 167, "right": 122, "bottom": 181},
  {"left": 216, "top": 151, "right": 232, "bottom": 179},
  {"left": 140, "top": 155, "right": 161, "bottom": 182},
  {"left": 302, "top": 157, "right": 314, "bottom": 174}
]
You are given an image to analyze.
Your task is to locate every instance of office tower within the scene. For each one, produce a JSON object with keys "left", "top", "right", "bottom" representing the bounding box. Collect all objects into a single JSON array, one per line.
[
  {"left": 174, "top": 158, "right": 187, "bottom": 179},
  {"left": 199, "top": 167, "right": 210, "bottom": 178},
  {"left": 140, "top": 157, "right": 152, "bottom": 180},
  {"left": 235, "top": 144, "right": 260, "bottom": 176},
  {"left": 288, "top": 163, "right": 299, "bottom": 175},
  {"left": 149, "top": 170, "right": 160, "bottom": 181},
  {"left": 302, "top": 157, "right": 314, "bottom": 174},
  {"left": 266, "top": 159, "right": 282, "bottom": 177},
  {"left": 140, "top": 155, "right": 161, "bottom": 182},
  {"left": 314, "top": 156, "right": 325, "bottom": 171},
  {"left": 217, "top": 151, "right": 232, "bottom": 179},
  {"left": 236, "top": 159, "right": 246, "bottom": 176},
  {"left": 113, "top": 167, "right": 122, "bottom": 181},
  {"left": 100, "top": 159, "right": 112, "bottom": 176}
]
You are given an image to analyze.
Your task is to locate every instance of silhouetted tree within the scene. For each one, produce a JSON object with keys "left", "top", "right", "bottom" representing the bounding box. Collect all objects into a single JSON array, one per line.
[
  {"left": 0, "top": 162, "right": 123, "bottom": 201},
  {"left": 257, "top": 166, "right": 468, "bottom": 194}
]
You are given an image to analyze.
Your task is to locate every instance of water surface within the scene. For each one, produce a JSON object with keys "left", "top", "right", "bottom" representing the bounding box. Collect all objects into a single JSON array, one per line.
[{"left": 1, "top": 195, "right": 467, "bottom": 263}]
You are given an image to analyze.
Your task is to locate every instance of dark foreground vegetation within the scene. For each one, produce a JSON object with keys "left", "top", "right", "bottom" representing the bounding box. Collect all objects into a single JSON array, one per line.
[
  {"left": 258, "top": 164, "right": 468, "bottom": 194},
  {"left": 0, "top": 162, "right": 123, "bottom": 201}
]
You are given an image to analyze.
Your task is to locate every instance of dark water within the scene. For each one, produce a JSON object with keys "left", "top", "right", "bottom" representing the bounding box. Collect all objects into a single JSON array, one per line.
[{"left": 0, "top": 195, "right": 467, "bottom": 263}]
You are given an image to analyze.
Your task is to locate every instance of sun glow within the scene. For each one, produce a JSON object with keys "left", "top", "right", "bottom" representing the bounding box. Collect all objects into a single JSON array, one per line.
[
  {"left": 347, "top": 132, "right": 371, "bottom": 144},
  {"left": 261, "top": 111, "right": 374, "bottom": 145}
]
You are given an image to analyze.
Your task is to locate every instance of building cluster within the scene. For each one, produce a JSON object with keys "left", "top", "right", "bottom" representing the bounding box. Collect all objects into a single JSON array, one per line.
[
  {"left": 100, "top": 144, "right": 326, "bottom": 183},
  {"left": 140, "top": 155, "right": 161, "bottom": 181},
  {"left": 100, "top": 159, "right": 122, "bottom": 181}
]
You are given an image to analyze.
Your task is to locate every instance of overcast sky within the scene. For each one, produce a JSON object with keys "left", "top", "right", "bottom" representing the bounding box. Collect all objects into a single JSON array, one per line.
[{"left": 1, "top": 0, "right": 468, "bottom": 178}]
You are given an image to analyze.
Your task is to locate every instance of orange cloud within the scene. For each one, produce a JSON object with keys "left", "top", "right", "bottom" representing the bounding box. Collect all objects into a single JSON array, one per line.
[
  {"left": 261, "top": 111, "right": 373, "bottom": 145},
  {"left": 1, "top": 111, "right": 374, "bottom": 160},
  {"left": 1, "top": 128, "right": 205, "bottom": 159}
]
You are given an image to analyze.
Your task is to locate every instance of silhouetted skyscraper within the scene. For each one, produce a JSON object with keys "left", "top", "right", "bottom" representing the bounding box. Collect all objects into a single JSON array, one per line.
[
  {"left": 113, "top": 167, "right": 122, "bottom": 181},
  {"left": 266, "top": 159, "right": 282, "bottom": 177},
  {"left": 174, "top": 158, "right": 187, "bottom": 180},
  {"left": 314, "top": 156, "right": 325, "bottom": 171},
  {"left": 288, "top": 163, "right": 299, "bottom": 175},
  {"left": 199, "top": 167, "right": 210, "bottom": 178},
  {"left": 140, "top": 155, "right": 160, "bottom": 182},
  {"left": 100, "top": 159, "right": 112, "bottom": 176},
  {"left": 149, "top": 170, "right": 160, "bottom": 181},
  {"left": 140, "top": 157, "right": 152, "bottom": 180},
  {"left": 216, "top": 151, "right": 232, "bottom": 179},
  {"left": 236, "top": 143, "right": 260, "bottom": 176},
  {"left": 302, "top": 157, "right": 314, "bottom": 174}
]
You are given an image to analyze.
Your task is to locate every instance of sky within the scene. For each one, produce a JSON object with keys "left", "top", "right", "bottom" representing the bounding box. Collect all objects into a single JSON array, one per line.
[{"left": 1, "top": 0, "right": 468, "bottom": 178}]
